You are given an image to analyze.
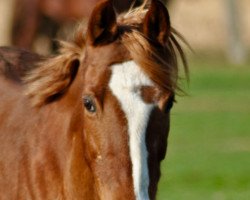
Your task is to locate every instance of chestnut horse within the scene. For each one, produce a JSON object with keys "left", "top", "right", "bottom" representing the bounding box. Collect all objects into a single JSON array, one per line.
[{"left": 0, "top": 0, "right": 187, "bottom": 199}]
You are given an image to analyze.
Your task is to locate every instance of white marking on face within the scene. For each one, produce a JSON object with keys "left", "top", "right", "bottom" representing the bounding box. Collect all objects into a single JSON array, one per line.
[{"left": 109, "top": 61, "right": 154, "bottom": 200}]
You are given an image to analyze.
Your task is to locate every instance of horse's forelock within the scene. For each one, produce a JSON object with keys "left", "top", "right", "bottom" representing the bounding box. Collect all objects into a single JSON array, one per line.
[
  {"left": 121, "top": 29, "right": 187, "bottom": 95},
  {"left": 117, "top": 5, "right": 188, "bottom": 94}
]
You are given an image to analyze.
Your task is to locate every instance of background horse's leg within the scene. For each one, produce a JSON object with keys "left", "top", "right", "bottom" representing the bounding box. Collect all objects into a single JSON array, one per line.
[{"left": 11, "top": 0, "right": 40, "bottom": 49}]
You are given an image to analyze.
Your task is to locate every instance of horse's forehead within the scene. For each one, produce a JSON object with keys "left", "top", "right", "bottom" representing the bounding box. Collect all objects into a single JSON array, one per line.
[
  {"left": 83, "top": 42, "right": 131, "bottom": 94},
  {"left": 85, "top": 42, "right": 130, "bottom": 65},
  {"left": 109, "top": 61, "right": 154, "bottom": 90},
  {"left": 83, "top": 58, "right": 159, "bottom": 104}
]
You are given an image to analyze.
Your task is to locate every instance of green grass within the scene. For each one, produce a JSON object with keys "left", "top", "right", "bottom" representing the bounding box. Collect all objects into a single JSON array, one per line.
[{"left": 157, "top": 57, "right": 250, "bottom": 200}]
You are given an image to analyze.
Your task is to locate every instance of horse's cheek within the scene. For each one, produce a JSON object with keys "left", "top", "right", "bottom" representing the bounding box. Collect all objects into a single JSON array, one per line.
[{"left": 82, "top": 119, "right": 101, "bottom": 164}]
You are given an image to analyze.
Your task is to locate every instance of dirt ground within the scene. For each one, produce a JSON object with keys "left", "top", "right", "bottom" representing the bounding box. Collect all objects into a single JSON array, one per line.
[
  {"left": 169, "top": 0, "right": 250, "bottom": 51},
  {"left": 0, "top": 0, "right": 14, "bottom": 45}
]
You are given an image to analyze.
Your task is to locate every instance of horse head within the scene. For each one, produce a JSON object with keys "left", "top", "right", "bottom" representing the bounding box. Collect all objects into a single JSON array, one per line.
[{"left": 24, "top": 0, "right": 187, "bottom": 199}]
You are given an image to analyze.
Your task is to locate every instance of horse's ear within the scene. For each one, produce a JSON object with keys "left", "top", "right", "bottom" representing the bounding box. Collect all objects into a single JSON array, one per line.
[
  {"left": 143, "top": 0, "right": 171, "bottom": 45},
  {"left": 87, "top": 0, "right": 117, "bottom": 45}
]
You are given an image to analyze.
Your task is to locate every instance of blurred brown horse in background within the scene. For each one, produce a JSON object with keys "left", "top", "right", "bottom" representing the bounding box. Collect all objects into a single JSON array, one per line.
[
  {"left": 0, "top": 0, "right": 186, "bottom": 199},
  {"left": 11, "top": 0, "right": 169, "bottom": 52}
]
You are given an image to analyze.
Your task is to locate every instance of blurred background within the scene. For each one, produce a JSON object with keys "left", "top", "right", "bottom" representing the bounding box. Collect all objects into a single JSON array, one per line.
[
  {"left": 0, "top": 0, "right": 249, "bottom": 199},
  {"left": 159, "top": 1, "right": 250, "bottom": 200}
]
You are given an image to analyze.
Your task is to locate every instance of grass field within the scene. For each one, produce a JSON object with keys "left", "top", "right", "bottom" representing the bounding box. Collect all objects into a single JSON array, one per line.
[{"left": 157, "top": 56, "right": 250, "bottom": 200}]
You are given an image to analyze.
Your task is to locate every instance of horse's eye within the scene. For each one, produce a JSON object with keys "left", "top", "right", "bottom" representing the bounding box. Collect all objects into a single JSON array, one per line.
[
  {"left": 83, "top": 96, "right": 96, "bottom": 113},
  {"left": 164, "top": 95, "right": 175, "bottom": 113},
  {"left": 164, "top": 99, "right": 174, "bottom": 113}
]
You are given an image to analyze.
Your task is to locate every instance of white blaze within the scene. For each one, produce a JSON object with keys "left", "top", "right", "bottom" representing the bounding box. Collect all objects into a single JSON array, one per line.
[{"left": 109, "top": 61, "right": 154, "bottom": 200}]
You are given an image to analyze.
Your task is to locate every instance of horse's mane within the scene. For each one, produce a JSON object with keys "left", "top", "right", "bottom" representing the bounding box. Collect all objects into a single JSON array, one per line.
[
  {"left": 25, "top": 4, "right": 188, "bottom": 107},
  {"left": 117, "top": 5, "right": 188, "bottom": 93},
  {"left": 24, "top": 41, "right": 83, "bottom": 106},
  {"left": 0, "top": 47, "right": 41, "bottom": 83}
]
